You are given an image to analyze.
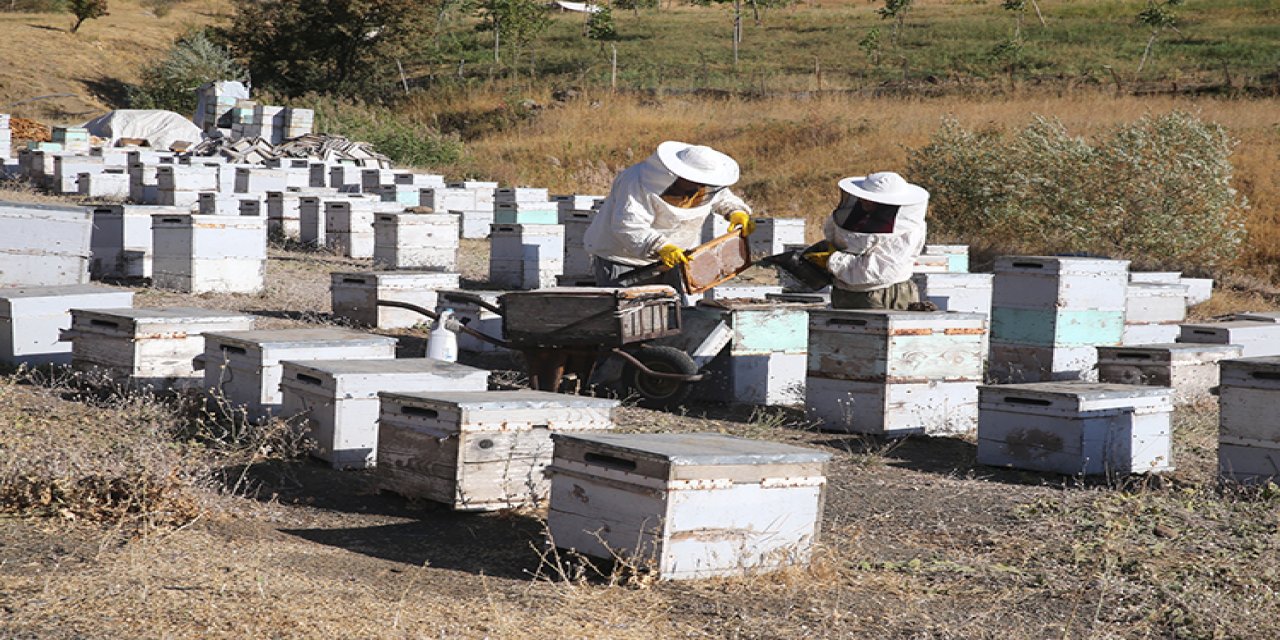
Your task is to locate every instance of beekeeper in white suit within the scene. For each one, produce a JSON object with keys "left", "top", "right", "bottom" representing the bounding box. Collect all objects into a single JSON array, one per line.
[
  {"left": 806, "top": 171, "right": 929, "bottom": 310},
  {"left": 584, "top": 141, "right": 755, "bottom": 287}
]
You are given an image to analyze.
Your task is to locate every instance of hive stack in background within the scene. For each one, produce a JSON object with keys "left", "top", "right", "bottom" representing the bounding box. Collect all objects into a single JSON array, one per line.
[
  {"left": 1218, "top": 357, "right": 1280, "bottom": 485},
  {"left": 489, "top": 223, "right": 564, "bottom": 290}
]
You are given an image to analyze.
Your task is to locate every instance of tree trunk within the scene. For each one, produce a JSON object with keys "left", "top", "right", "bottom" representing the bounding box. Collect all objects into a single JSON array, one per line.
[
  {"left": 1137, "top": 31, "right": 1156, "bottom": 73},
  {"left": 732, "top": 0, "right": 741, "bottom": 69}
]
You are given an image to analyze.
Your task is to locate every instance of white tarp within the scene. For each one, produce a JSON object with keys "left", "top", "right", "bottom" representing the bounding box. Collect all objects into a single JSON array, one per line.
[
  {"left": 80, "top": 110, "right": 203, "bottom": 150},
  {"left": 552, "top": 1, "right": 602, "bottom": 13}
]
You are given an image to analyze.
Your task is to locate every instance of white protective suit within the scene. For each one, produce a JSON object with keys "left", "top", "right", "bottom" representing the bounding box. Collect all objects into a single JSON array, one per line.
[
  {"left": 584, "top": 153, "right": 751, "bottom": 267},
  {"left": 823, "top": 199, "right": 928, "bottom": 292}
]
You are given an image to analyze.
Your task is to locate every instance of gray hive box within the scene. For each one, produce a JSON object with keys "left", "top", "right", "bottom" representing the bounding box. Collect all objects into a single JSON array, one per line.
[
  {"left": 545, "top": 432, "right": 832, "bottom": 581},
  {"left": 1217, "top": 357, "right": 1280, "bottom": 484},
  {"left": 377, "top": 390, "right": 618, "bottom": 511},
  {"left": 0, "top": 201, "right": 93, "bottom": 287},
  {"left": 0, "top": 284, "right": 134, "bottom": 366},
  {"left": 372, "top": 211, "right": 460, "bottom": 271},
  {"left": 66, "top": 306, "right": 255, "bottom": 390},
  {"left": 200, "top": 328, "right": 398, "bottom": 422},
  {"left": 976, "top": 382, "right": 1174, "bottom": 476},
  {"left": 330, "top": 270, "right": 460, "bottom": 329},
  {"left": 279, "top": 358, "right": 490, "bottom": 469},
  {"left": 1179, "top": 321, "right": 1280, "bottom": 358},
  {"left": 1097, "top": 343, "right": 1242, "bottom": 405}
]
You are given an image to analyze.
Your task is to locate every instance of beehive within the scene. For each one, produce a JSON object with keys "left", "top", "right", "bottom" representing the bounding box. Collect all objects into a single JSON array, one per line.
[
  {"left": 328, "top": 164, "right": 363, "bottom": 191},
  {"left": 500, "top": 286, "right": 681, "bottom": 348},
  {"left": 923, "top": 245, "right": 970, "bottom": 273},
  {"left": 325, "top": 198, "right": 393, "bottom": 258},
  {"left": 1096, "top": 343, "right": 1240, "bottom": 405},
  {"left": 749, "top": 218, "right": 806, "bottom": 259},
  {"left": 279, "top": 358, "right": 489, "bottom": 469},
  {"left": 545, "top": 432, "right": 831, "bottom": 581},
  {"left": 911, "top": 272, "right": 993, "bottom": 315},
  {"left": 200, "top": 328, "right": 396, "bottom": 421},
  {"left": 1123, "top": 282, "right": 1188, "bottom": 346},
  {"left": 1178, "top": 321, "right": 1280, "bottom": 358},
  {"left": 372, "top": 211, "right": 460, "bottom": 270},
  {"left": 553, "top": 194, "right": 604, "bottom": 212},
  {"left": 67, "top": 307, "right": 254, "bottom": 390},
  {"left": 330, "top": 270, "right": 460, "bottom": 329},
  {"left": 702, "top": 285, "right": 785, "bottom": 301},
  {"left": 234, "top": 167, "right": 288, "bottom": 194},
  {"left": 151, "top": 214, "right": 266, "bottom": 294},
  {"left": 990, "top": 256, "right": 1129, "bottom": 382},
  {"left": 805, "top": 309, "right": 987, "bottom": 435},
  {"left": 976, "top": 382, "right": 1173, "bottom": 476},
  {"left": 558, "top": 207, "right": 595, "bottom": 278},
  {"left": 489, "top": 224, "right": 565, "bottom": 290},
  {"left": 495, "top": 187, "right": 549, "bottom": 203},
  {"left": 0, "top": 284, "right": 133, "bottom": 366},
  {"left": 128, "top": 162, "right": 159, "bottom": 204},
  {"left": 689, "top": 299, "right": 817, "bottom": 406},
  {"left": 90, "top": 204, "right": 184, "bottom": 280},
  {"left": 0, "top": 201, "right": 93, "bottom": 287},
  {"left": 1181, "top": 278, "right": 1213, "bottom": 306},
  {"left": 52, "top": 156, "right": 105, "bottom": 194},
  {"left": 1218, "top": 357, "right": 1280, "bottom": 484},
  {"left": 494, "top": 201, "right": 559, "bottom": 225},
  {"left": 377, "top": 390, "right": 619, "bottom": 510},
  {"left": 77, "top": 171, "right": 129, "bottom": 199}
]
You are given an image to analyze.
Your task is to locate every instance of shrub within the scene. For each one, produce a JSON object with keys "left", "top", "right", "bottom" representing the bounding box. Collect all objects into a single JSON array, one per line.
[
  {"left": 906, "top": 111, "right": 1248, "bottom": 270},
  {"left": 129, "top": 30, "right": 245, "bottom": 114},
  {"left": 67, "top": 0, "right": 106, "bottom": 33},
  {"left": 586, "top": 6, "right": 617, "bottom": 41},
  {"left": 307, "top": 96, "right": 464, "bottom": 168}
]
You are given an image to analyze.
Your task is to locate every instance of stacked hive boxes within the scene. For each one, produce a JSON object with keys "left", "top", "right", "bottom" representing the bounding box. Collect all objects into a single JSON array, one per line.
[
  {"left": 692, "top": 300, "right": 815, "bottom": 406},
  {"left": 279, "top": 359, "right": 490, "bottom": 469},
  {"left": 66, "top": 307, "right": 255, "bottom": 390},
  {"left": 0, "top": 114, "right": 11, "bottom": 161},
  {"left": 911, "top": 272, "right": 993, "bottom": 315},
  {"left": 923, "top": 245, "right": 970, "bottom": 272},
  {"left": 0, "top": 201, "right": 94, "bottom": 287},
  {"left": 0, "top": 284, "right": 133, "bottom": 366},
  {"left": 748, "top": 218, "right": 806, "bottom": 260},
  {"left": 284, "top": 108, "right": 313, "bottom": 139},
  {"left": 545, "top": 432, "right": 831, "bottom": 581},
  {"left": 377, "top": 390, "right": 619, "bottom": 510},
  {"left": 151, "top": 214, "right": 267, "bottom": 294},
  {"left": 235, "top": 166, "right": 289, "bottom": 194},
  {"left": 330, "top": 271, "right": 461, "bottom": 329},
  {"left": 1097, "top": 343, "right": 1242, "bottom": 405},
  {"left": 448, "top": 181, "right": 498, "bottom": 238},
  {"left": 51, "top": 127, "right": 91, "bottom": 154},
  {"left": 805, "top": 309, "right": 988, "bottom": 435},
  {"left": 325, "top": 197, "right": 400, "bottom": 258},
  {"left": 372, "top": 211, "right": 459, "bottom": 270},
  {"left": 558, "top": 203, "right": 596, "bottom": 280},
  {"left": 329, "top": 164, "right": 363, "bottom": 191},
  {"left": 976, "top": 382, "right": 1174, "bottom": 476},
  {"left": 495, "top": 187, "right": 556, "bottom": 224},
  {"left": 89, "top": 204, "right": 186, "bottom": 280},
  {"left": 77, "top": 170, "right": 129, "bottom": 199},
  {"left": 52, "top": 155, "right": 105, "bottom": 194},
  {"left": 1177, "top": 321, "right": 1280, "bottom": 358},
  {"left": 489, "top": 223, "right": 564, "bottom": 290},
  {"left": 989, "top": 256, "right": 1129, "bottom": 382},
  {"left": 1217, "top": 357, "right": 1280, "bottom": 485},
  {"left": 1123, "top": 280, "right": 1188, "bottom": 345},
  {"left": 199, "top": 328, "right": 397, "bottom": 422},
  {"left": 156, "top": 164, "right": 218, "bottom": 208}
]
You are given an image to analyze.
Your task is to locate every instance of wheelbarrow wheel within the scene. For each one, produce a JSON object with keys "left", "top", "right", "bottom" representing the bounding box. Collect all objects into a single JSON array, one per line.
[{"left": 623, "top": 345, "right": 698, "bottom": 410}]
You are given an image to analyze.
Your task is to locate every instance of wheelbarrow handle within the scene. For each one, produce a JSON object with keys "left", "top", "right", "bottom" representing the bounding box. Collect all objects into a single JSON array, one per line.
[
  {"left": 439, "top": 291, "right": 504, "bottom": 316},
  {"left": 375, "top": 299, "right": 512, "bottom": 349}
]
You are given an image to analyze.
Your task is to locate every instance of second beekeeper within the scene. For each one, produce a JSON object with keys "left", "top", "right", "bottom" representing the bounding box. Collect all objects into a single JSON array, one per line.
[{"left": 584, "top": 141, "right": 755, "bottom": 287}]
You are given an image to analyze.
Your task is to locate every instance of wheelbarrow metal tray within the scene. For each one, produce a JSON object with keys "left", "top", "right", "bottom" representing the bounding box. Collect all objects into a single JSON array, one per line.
[{"left": 501, "top": 286, "right": 682, "bottom": 348}]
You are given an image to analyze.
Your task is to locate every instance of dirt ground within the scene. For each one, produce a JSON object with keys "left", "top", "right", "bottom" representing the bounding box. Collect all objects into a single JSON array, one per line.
[{"left": 1, "top": 188, "right": 1279, "bottom": 638}]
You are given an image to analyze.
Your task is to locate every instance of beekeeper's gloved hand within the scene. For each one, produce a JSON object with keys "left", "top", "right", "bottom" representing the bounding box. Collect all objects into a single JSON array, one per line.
[
  {"left": 804, "top": 250, "right": 833, "bottom": 271},
  {"left": 727, "top": 211, "right": 756, "bottom": 236},
  {"left": 657, "top": 244, "right": 690, "bottom": 268}
]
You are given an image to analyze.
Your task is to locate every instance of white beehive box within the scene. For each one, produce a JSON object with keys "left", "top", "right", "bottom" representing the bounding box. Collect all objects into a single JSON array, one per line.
[
  {"left": 156, "top": 164, "right": 218, "bottom": 192},
  {"left": 307, "top": 162, "right": 331, "bottom": 188},
  {"left": 393, "top": 172, "right": 445, "bottom": 188},
  {"left": 545, "top": 432, "right": 831, "bottom": 581},
  {"left": 749, "top": 217, "right": 806, "bottom": 259},
  {"left": 265, "top": 190, "right": 309, "bottom": 239},
  {"left": 77, "top": 171, "right": 129, "bottom": 199},
  {"left": 923, "top": 244, "right": 970, "bottom": 273},
  {"left": 90, "top": 204, "right": 184, "bottom": 280},
  {"left": 553, "top": 194, "right": 604, "bottom": 212},
  {"left": 419, "top": 187, "right": 479, "bottom": 212},
  {"left": 0, "top": 201, "right": 93, "bottom": 287},
  {"left": 1126, "top": 283, "right": 1187, "bottom": 324},
  {"left": 197, "top": 192, "right": 241, "bottom": 216},
  {"left": 1097, "top": 343, "right": 1241, "bottom": 405},
  {"left": 494, "top": 201, "right": 559, "bottom": 225},
  {"left": 326, "top": 198, "right": 398, "bottom": 258},
  {"left": 372, "top": 211, "right": 460, "bottom": 270},
  {"left": 807, "top": 309, "right": 987, "bottom": 382},
  {"left": 438, "top": 289, "right": 507, "bottom": 353},
  {"left": 151, "top": 214, "right": 267, "bottom": 294},
  {"left": 279, "top": 358, "right": 489, "bottom": 469},
  {"left": 450, "top": 180, "right": 499, "bottom": 190},
  {"left": 234, "top": 167, "right": 288, "bottom": 194},
  {"left": 976, "top": 382, "right": 1174, "bottom": 476},
  {"left": 1218, "top": 357, "right": 1280, "bottom": 484},
  {"left": 1179, "top": 321, "right": 1280, "bottom": 358},
  {"left": 458, "top": 208, "right": 494, "bottom": 239},
  {"left": 1130, "top": 271, "right": 1181, "bottom": 284},
  {"left": 558, "top": 208, "right": 594, "bottom": 277},
  {"left": 52, "top": 156, "right": 105, "bottom": 194},
  {"left": 377, "top": 184, "right": 422, "bottom": 207},
  {"left": 329, "top": 164, "right": 363, "bottom": 191},
  {"left": 361, "top": 169, "right": 396, "bottom": 192},
  {"left": 991, "top": 256, "right": 1129, "bottom": 348},
  {"left": 688, "top": 300, "right": 816, "bottom": 406},
  {"left": 489, "top": 223, "right": 564, "bottom": 290},
  {"left": 200, "top": 328, "right": 397, "bottom": 422},
  {"left": 911, "top": 272, "right": 993, "bottom": 315},
  {"left": 67, "top": 307, "right": 254, "bottom": 389},
  {"left": 1122, "top": 323, "right": 1182, "bottom": 346},
  {"left": 0, "top": 284, "right": 133, "bottom": 366},
  {"left": 1181, "top": 277, "right": 1213, "bottom": 306},
  {"left": 128, "top": 162, "right": 159, "bottom": 203},
  {"left": 912, "top": 254, "right": 951, "bottom": 274},
  {"left": 330, "top": 270, "right": 460, "bottom": 329},
  {"left": 495, "top": 187, "right": 549, "bottom": 204},
  {"left": 701, "top": 285, "right": 785, "bottom": 301},
  {"left": 377, "top": 390, "right": 619, "bottom": 510},
  {"left": 806, "top": 377, "right": 980, "bottom": 435}
]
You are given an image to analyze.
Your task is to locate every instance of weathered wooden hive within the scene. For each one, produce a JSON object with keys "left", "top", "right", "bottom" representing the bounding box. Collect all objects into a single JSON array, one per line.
[
  {"left": 330, "top": 270, "right": 460, "bottom": 330},
  {"left": 372, "top": 211, "right": 459, "bottom": 271},
  {"left": 0, "top": 284, "right": 133, "bottom": 366},
  {"left": 151, "top": 213, "right": 267, "bottom": 295},
  {"left": 1217, "top": 357, "right": 1280, "bottom": 485},
  {"left": 911, "top": 272, "right": 993, "bottom": 315},
  {"left": 1096, "top": 343, "right": 1242, "bottom": 405},
  {"left": 489, "top": 223, "right": 565, "bottom": 290},
  {"left": 0, "top": 201, "right": 93, "bottom": 287},
  {"left": 1178, "top": 321, "right": 1280, "bottom": 358},
  {"left": 1122, "top": 282, "right": 1187, "bottom": 345}
]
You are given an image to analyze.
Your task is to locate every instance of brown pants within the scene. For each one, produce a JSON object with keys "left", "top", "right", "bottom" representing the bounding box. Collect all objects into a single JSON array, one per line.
[{"left": 831, "top": 280, "right": 920, "bottom": 310}]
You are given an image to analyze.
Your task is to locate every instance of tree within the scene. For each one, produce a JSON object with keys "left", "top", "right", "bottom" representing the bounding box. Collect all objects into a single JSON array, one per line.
[
  {"left": 68, "top": 0, "right": 108, "bottom": 33},
  {"left": 876, "top": 0, "right": 912, "bottom": 44},
  {"left": 586, "top": 6, "right": 618, "bottom": 42},
  {"left": 1136, "top": 0, "right": 1183, "bottom": 74},
  {"left": 220, "top": 0, "right": 438, "bottom": 97},
  {"left": 475, "top": 0, "right": 549, "bottom": 64},
  {"left": 130, "top": 30, "right": 246, "bottom": 114}
]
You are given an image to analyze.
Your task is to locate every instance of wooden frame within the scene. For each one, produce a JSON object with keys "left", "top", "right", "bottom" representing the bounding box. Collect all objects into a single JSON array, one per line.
[{"left": 680, "top": 231, "right": 752, "bottom": 294}]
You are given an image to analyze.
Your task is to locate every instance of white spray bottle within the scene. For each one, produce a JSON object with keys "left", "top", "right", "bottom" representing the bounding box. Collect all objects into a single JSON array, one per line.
[{"left": 426, "top": 309, "right": 459, "bottom": 363}]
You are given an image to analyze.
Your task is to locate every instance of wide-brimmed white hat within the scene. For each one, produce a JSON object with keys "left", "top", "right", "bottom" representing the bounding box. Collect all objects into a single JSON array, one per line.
[
  {"left": 656, "top": 141, "right": 740, "bottom": 187},
  {"left": 838, "top": 172, "right": 929, "bottom": 206}
]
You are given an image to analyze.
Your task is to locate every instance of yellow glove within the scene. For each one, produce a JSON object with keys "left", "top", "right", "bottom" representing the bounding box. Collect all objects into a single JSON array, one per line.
[
  {"left": 727, "top": 211, "right": 756, "bottom": 236},
  {"left": 805, "top": 250, "right": 833, "bottom": 270},
  {"left": 657, "top": 243, "right": 689, "bottom": 268}
]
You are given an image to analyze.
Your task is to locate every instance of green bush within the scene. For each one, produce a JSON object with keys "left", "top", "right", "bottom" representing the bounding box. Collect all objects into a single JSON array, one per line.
[
  {"left": 306, "top": 97, "right": 464, "bottom": 168},
  {"left": 129, "top": 30, "right": 245, "bottom": 114},
  {"left": 586, "top": 6, "right": 617, "bottom": 41},
  {"left": 906, "top": 111, "right": 1248, "bottom": 270}
]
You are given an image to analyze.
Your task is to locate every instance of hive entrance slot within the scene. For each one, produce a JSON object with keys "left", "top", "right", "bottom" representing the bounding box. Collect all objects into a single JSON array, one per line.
[
  {"left": 1251, "top": 371, "right": 1280, "bottom": 381},
  {"left": 401, "top": 406, "right": 439, "bottom": 418},
  {"left": 89, "top": 319, "right": 119, "bottom": 329},
  {"left": 1116, "top": 353, "right": 1153, "bottom": 360},
  {"left": 296, "top": 373, "right": 323, "bottom": 385},
  {"left": 1004, "top": 396, "right": 1053, "bottom": 406},
  {"left": 220, "top": 345, "right": 248, "bottom": 355},
  {"left": 584, "top": 452, "right": 637, "bottom": 471},
  {"left": 1011, "top": 262, "right": 1044, "bottom": 269}
]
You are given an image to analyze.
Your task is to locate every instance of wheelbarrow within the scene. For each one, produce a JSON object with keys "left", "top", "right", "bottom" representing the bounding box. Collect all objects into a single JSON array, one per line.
[{"left": 376, "top": 285, "right": 707, "bottom": 409}]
